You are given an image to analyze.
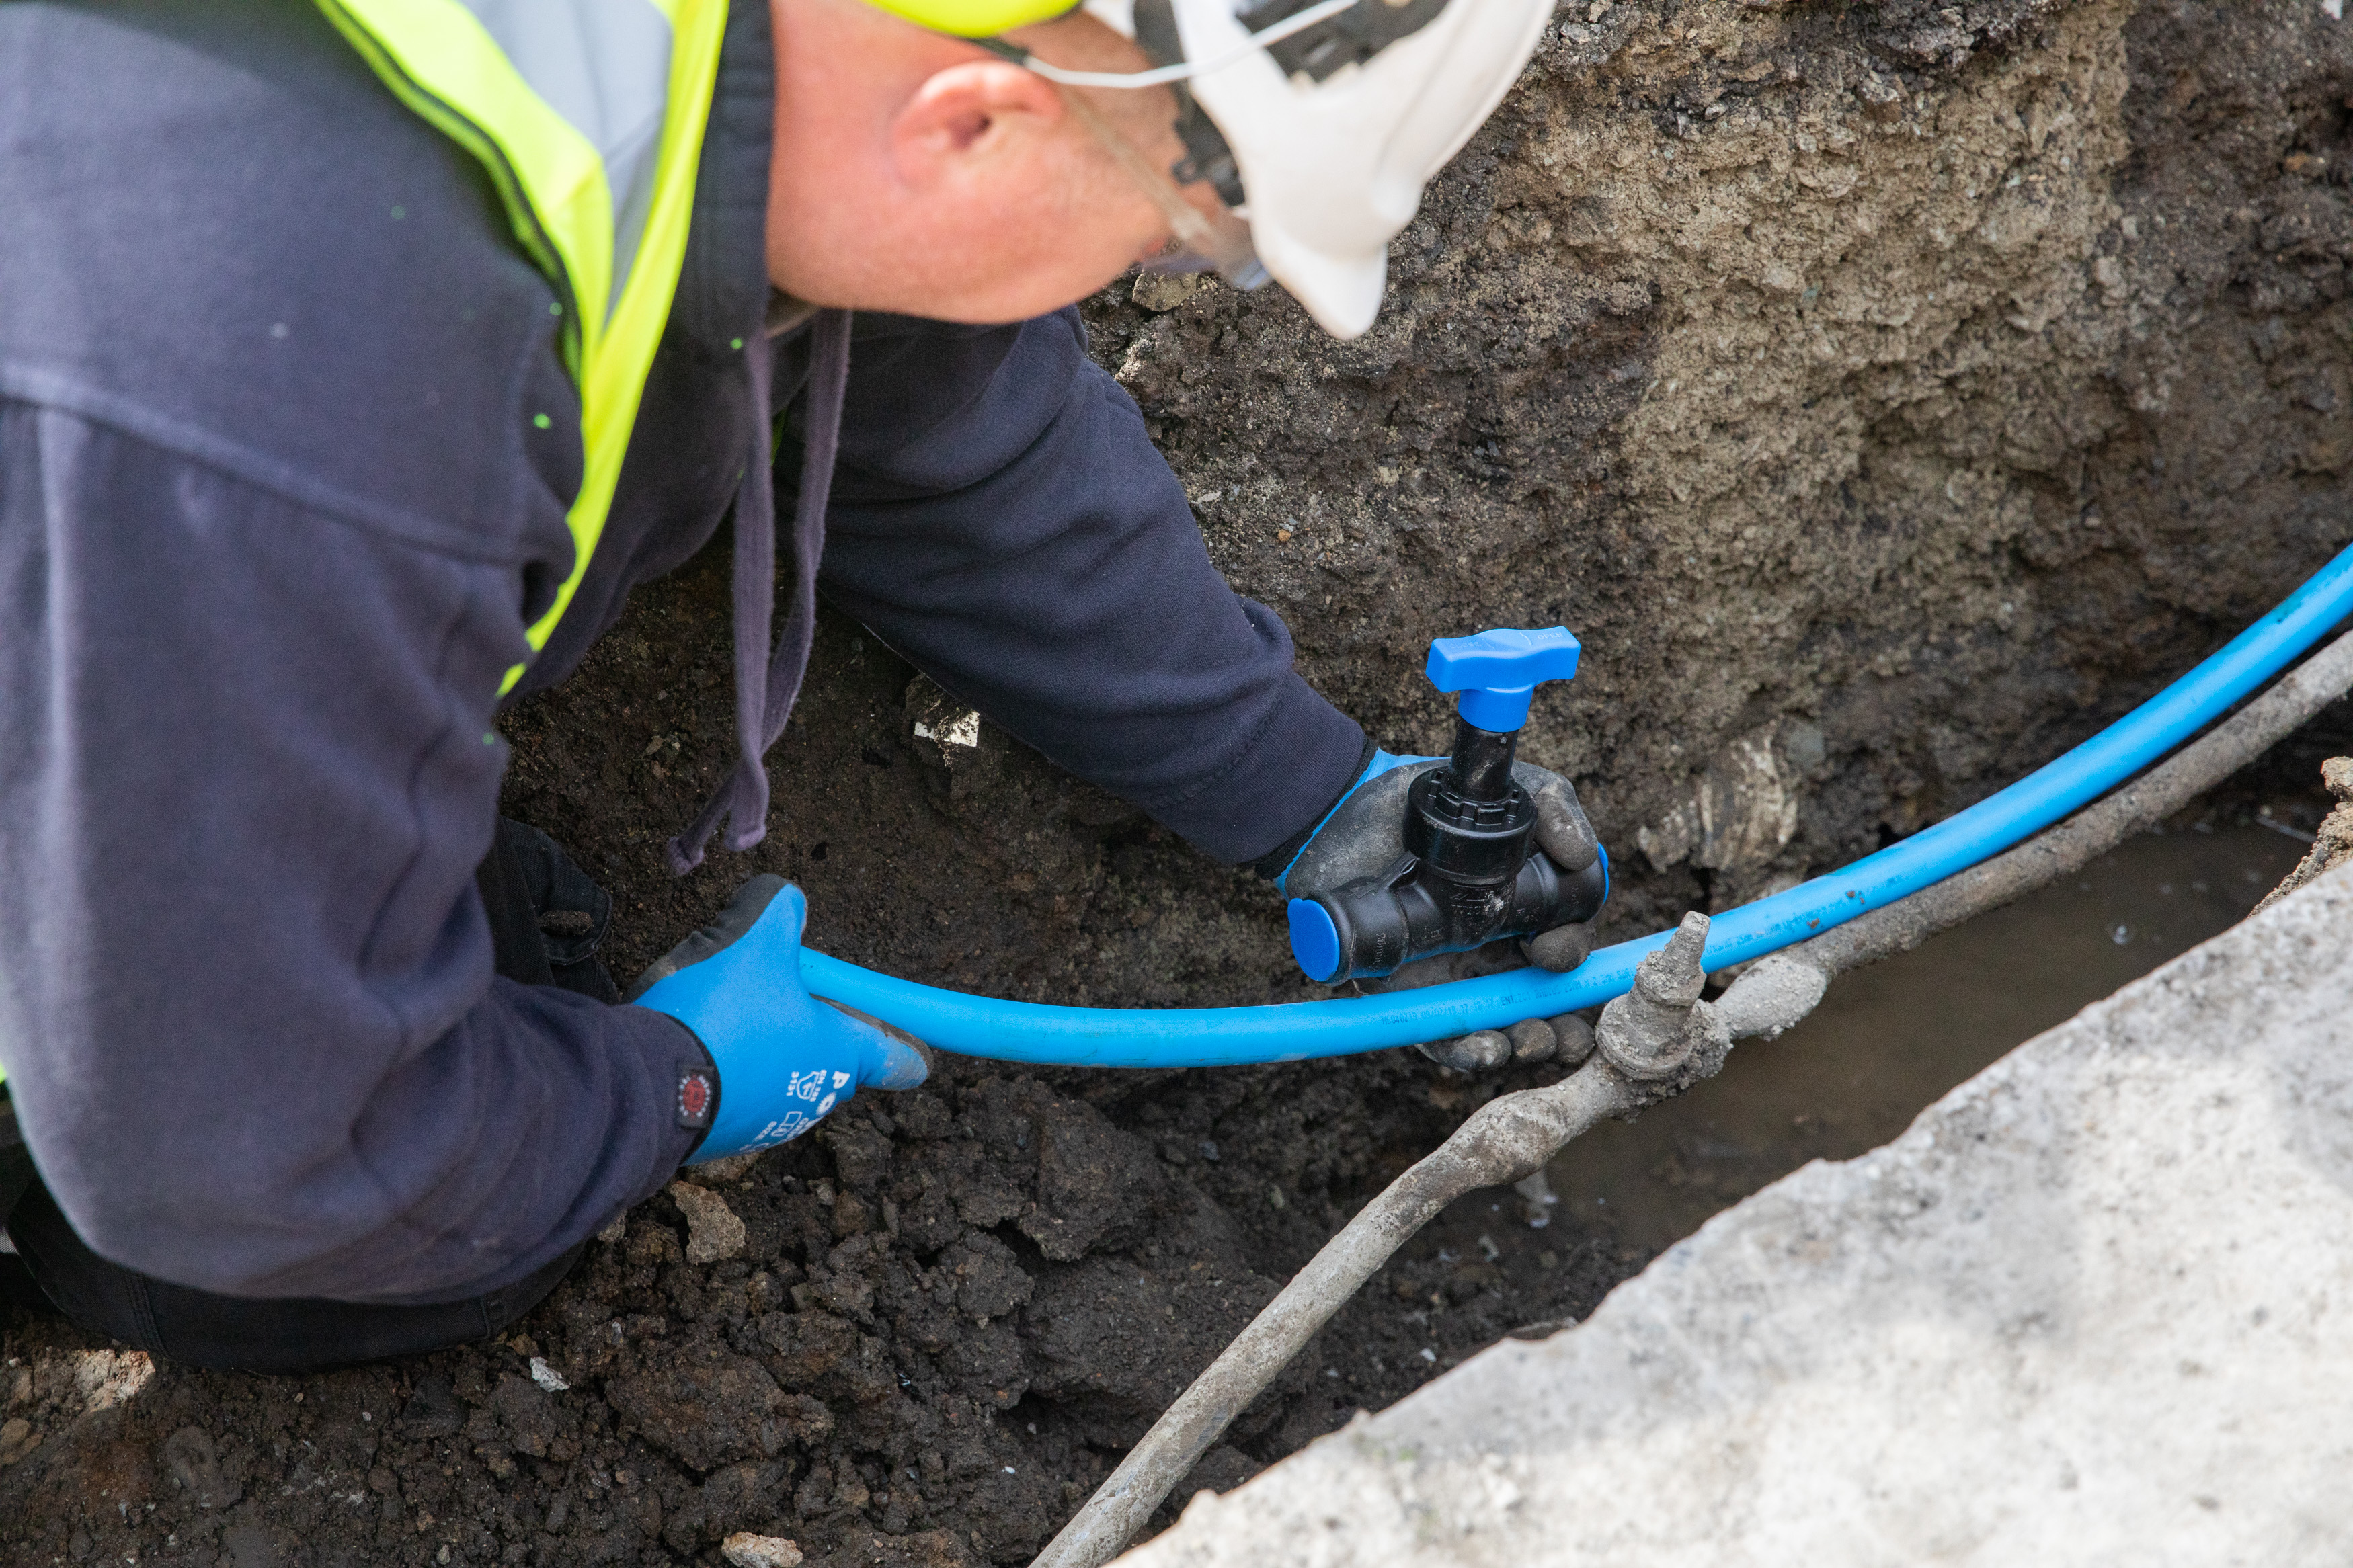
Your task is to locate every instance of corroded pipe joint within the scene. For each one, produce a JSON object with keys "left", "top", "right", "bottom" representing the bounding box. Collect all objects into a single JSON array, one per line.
[
  {"left": 1596, "top": 912, "right": 1715, "bottom": 1081},
  {"left": 1634, "top": 912, "right": 1708, "bottom": 1009}
]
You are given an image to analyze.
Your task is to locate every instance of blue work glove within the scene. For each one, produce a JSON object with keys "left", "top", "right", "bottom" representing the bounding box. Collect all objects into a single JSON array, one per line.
[
  {"left": 1280, "top": 750, "right": 1603, "bottom": 1072},
  {"left": 630, "top": 876, "right": 929, "bottom": 1163}
]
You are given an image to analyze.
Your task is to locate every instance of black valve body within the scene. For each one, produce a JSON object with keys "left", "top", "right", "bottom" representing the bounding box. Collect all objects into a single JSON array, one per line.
[{"left": 1304, "top": 720, "right": 1607, "bottom": 983}]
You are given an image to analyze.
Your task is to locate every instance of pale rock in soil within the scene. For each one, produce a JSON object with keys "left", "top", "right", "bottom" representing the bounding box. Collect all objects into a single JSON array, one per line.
[
  {"left": 723, "top": 1532, "right": 805, "bottom": 1568},
  {"left": 670, "top": 1179, "right": 748, "bottom": 1263}
]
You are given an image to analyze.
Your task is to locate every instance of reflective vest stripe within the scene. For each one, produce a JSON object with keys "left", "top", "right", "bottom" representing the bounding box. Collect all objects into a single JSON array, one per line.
[
  {"left": 449, "top": 0, "right": 678, "bottom": 321},
  {"left": 314, "top": 0, "right": 729, "bottom": 688}
]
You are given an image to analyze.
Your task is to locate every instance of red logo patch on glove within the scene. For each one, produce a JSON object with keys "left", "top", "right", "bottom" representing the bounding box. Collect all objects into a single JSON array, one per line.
[{"left": 675, "top": 1065, "right": 717, "bottom": 1132}]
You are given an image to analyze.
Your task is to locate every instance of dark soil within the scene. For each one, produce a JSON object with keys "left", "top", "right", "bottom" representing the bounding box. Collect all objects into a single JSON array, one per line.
[
  {"left": 0, "top": 960, "right": 1633, "bottom": 1568},
  {"left": 9, "top": 2, "right": 2353, "bottom": 1565}
]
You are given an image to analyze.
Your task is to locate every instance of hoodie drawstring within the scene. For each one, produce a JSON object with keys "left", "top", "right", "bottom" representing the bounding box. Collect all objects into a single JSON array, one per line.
[{"left": 665, "top": 307, "right": 852, "bottom": 874}]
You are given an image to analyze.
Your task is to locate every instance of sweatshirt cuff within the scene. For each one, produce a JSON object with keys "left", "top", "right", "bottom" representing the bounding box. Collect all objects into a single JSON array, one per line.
[
  {"left": 633, "top": 1008, "right": 722, "bottom": 1178},
  {"left": 1246, "top": 732, "right": 1379, "bottom": 880}
]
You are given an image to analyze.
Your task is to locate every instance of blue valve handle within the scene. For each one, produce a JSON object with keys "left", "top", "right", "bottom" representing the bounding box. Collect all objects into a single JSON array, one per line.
[{"left": 1426, "top": 626, "right": 1581, "bottom": 732}]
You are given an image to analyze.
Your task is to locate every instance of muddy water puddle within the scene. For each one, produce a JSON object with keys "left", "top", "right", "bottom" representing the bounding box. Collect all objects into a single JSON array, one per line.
[{"left": 1537, "top": 822, "right": 2309, "bottom": 1255}]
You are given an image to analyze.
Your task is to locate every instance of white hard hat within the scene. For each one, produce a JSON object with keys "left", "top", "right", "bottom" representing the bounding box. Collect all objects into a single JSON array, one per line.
[{"left": 1067, "top": 0, "right": 1555, "bottom": 338}]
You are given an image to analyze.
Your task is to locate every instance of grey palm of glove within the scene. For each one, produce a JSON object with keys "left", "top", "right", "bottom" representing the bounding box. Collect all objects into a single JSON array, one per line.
[{"left": 1282, "top": 755, "right": 1603, "bottom": 1072}]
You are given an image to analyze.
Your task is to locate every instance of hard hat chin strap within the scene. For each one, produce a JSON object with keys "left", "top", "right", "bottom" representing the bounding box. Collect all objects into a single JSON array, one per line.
[{"left": 1055, "top": 84, "right": 1267, "bottom": 290}]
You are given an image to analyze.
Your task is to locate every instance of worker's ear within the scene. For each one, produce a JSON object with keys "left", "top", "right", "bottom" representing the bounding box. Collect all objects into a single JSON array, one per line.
[{"left": 891, "top": 59, "right": 1066, "bottom": 189}]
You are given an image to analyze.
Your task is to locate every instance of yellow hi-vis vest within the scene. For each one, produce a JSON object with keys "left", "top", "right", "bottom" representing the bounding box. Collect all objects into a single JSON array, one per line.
[
  {"left": 0, "top": 5, "right": 731, "bottom": 1104},
  {"left": 314, "top": 0, "right": 731, "bottom": 693},
  {"left": 0, "top": 8, "right": 734, "bottom": 1104}
]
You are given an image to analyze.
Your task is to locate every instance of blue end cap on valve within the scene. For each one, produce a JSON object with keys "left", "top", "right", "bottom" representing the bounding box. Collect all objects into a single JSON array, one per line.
[
  {"left": 1425, "top": 626, "right": 1581, "bottom": 731},
  {"left": 1287, "top": 898, "right": 1344, "bottom": 983}
]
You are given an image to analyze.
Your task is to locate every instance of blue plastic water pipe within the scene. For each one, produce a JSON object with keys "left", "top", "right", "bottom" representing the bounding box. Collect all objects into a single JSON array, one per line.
[{"left": 802, "top": 540, "right": 2353, "bottom": 1067}]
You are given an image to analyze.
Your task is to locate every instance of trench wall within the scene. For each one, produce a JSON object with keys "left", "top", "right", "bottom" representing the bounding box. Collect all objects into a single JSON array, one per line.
[{"left": 1088, "top": 0, "right": 2353, "bottom": 936}]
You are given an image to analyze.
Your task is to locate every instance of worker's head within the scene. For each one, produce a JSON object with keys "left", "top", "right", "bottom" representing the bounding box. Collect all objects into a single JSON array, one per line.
[
  {"left": 766, "top": 0, "right": 1177, "bottom": 325},
  {"left": 767, "top": 0, "right": 1554, "bottom": 339}
]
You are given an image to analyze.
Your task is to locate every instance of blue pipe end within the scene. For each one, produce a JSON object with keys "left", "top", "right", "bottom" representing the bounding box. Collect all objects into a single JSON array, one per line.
[{"left": 1287, "top": 898, "right": 1343, "bottom": 983}]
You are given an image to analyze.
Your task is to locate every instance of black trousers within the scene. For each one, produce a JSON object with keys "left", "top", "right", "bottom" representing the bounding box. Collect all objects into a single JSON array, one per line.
[{"left": 0, "top": 821, "right": 616, "bottom": 1374}]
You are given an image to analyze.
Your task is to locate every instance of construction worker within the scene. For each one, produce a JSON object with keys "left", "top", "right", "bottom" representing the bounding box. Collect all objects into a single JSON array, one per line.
[{"left": 0, "top": 0, "right": 1593, "bottom": 1372}]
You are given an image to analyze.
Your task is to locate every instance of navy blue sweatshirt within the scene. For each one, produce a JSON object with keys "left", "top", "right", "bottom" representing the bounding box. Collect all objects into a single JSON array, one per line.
[{"left": 0, "top": 0, "right": 1365, "bottom": 1303}]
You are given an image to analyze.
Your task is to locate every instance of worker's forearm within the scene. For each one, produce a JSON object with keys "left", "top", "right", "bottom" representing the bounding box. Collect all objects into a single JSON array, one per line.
[{"left": 814, "top": 309, "right": 1367, "bottom": 862}]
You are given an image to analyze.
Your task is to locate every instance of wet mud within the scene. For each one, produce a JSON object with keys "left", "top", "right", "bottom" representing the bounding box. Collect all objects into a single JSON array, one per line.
[
  {"left": 10, "top": 1, "right": 2353, "bottom": 1565},
  {"left": 1548, "top": 815, "right": 2315, "bottom": 1254}
]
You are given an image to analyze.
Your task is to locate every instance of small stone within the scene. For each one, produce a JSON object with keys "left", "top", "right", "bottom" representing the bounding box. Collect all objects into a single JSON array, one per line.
[
  {"left": 1130, "top": 272, "right": 1206, "bottom": 313},
  {"left": 722, "top": 1532, "right": 805, "bottom": 1568},
  {"left": 0, "top": 1417, "right": 31, "bottom": 1464},
  {"left": 528, "top": 1358, "right": 569, "bottom": 1394},
  {"left": 668, "top": 1181, "right": 747, "bottom": 1263}
]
